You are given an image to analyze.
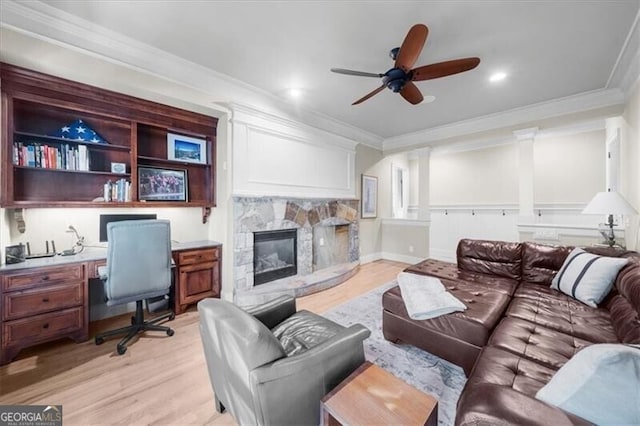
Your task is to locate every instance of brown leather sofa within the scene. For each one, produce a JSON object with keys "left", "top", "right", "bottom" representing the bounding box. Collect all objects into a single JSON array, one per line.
[{"left": 381, "top": 239, "right": 640, "bottom": 425}]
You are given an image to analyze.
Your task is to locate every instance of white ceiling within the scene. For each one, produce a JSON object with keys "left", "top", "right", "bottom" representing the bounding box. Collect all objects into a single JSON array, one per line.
[{"left": 18, "top": 1, "right": 640, "bottom": 139}]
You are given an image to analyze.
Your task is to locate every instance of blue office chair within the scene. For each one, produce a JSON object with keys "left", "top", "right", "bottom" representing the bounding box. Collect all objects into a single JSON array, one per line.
[{"left": 94, "top": 219, "right": 175, "bottom": 354}]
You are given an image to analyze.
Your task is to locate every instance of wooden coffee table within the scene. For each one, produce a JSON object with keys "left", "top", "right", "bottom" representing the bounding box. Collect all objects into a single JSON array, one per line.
[{"left": 321, "top": 361, "right": 438, "bottom": 425}]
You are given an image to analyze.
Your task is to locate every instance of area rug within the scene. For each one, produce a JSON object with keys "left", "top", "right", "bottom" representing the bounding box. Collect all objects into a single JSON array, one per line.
[{"left": 323, "top": 281, "right": 467, "bottom": 426}]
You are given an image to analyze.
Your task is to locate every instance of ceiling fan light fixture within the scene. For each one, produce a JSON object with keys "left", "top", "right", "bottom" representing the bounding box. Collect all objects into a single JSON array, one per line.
[{"left": 489, "top": 72, "right": 507, "bottom": 83}]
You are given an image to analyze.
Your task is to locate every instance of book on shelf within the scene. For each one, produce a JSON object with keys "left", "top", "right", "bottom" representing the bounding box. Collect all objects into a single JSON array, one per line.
[
  {"left": 13, "top": 141, "right": 90, "bottom": 172},
  {"left": 104, "top": 178, "right": 131, "bottom": 202}
]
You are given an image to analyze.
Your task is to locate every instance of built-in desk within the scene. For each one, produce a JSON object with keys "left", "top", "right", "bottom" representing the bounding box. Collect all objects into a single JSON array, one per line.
[{"left": 0, "top": 240, "right": 221, "bottom": 365}]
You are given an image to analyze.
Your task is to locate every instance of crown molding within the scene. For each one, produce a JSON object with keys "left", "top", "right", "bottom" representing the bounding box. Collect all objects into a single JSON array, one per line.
[
  {"left": 607, "top": 9, "right": 640, "bottom": 97},
  {"left": 0, "top": 0, "right": 383, "bottom": 149},
  {"left": 382, "top": 88, "right": 624, "bottom": 151},
  {"left": 227, "top": 102, "right": 359, "bottom": 151}
]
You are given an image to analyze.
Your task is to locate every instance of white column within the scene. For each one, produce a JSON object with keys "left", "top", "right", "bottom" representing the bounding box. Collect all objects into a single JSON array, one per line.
[
  {"left": 411, "top": 147, "right": 432, "bottom": 221},
  {"left": 514, "top": 127, "right": 538, "bottom": 223}
]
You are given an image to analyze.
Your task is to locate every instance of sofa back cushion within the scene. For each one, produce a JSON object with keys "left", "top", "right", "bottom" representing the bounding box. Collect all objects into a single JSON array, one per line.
[
  {"left": 457, "top": 239, "right": 523, "bottom": 280},
  {"left": 608, "top": 256, "right": 640, "bottom": 343},
  {"left": 522, "top": 242, "right": 573, "bottom": 285}
]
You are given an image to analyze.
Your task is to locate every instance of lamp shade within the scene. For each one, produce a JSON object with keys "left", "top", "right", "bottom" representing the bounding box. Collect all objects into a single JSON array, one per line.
[{"left": 582, "top": 191, "right": 638, "bottom": 215}]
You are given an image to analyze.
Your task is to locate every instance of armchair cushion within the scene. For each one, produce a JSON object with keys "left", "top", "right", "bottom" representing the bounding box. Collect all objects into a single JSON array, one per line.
[{"left": 271, "top": 310, "right": 344, "bottom": 356}]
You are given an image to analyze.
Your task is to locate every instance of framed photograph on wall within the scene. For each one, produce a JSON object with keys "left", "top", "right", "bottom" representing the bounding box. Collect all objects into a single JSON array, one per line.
[
  {"left": 167, "top": 133, "right": 207, "bottom": 164},
  {"left": 361, "top": 174, "right": 378, "bottom": 218},
  {"left": 138, "top": 166, "right": 188, "bottom": 201}
]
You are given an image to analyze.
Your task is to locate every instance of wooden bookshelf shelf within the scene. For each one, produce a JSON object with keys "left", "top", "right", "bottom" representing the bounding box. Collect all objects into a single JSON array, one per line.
[{"left": 1, "top": 63, "right": 217, "bottom": 215}]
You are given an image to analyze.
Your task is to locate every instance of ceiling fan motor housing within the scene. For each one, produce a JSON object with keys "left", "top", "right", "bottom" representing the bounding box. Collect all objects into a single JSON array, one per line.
[{"left": 383, "top": 68, "right": 409, "bottom": 92}]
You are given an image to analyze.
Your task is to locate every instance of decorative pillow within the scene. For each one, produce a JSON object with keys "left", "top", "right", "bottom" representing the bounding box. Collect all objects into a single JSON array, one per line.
[
  {"left": 536, "top": 344, "right": 640, "bottom": 425},
  {"left": 551, "top": 248, "right": 628, "bottom": 307}
]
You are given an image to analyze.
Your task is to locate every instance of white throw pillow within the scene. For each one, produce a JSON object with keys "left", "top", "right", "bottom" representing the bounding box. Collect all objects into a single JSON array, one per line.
[
  {"left": 536, "top": 344, "right": 640, "bottom": 425},
  {"left": 551, "top": 248, "right": 628, "bottom": 307}
]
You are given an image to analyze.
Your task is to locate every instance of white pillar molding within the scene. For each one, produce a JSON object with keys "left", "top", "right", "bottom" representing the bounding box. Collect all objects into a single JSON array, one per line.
[
  {"left": 514, "top": 127, "right": 538, "bottom": 223},
  {"left": 410, "top": 147, "right": 432, "bottom": 221}
]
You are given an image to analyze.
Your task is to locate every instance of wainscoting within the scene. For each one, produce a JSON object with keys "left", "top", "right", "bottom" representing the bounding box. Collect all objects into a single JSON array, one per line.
[{"left": 429, "top": 204, "right": 618, "bottom": 262}]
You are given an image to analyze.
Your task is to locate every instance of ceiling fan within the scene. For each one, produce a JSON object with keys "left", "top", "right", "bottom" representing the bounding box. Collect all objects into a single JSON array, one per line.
[{"left": 331, "top": 24, "right": 480, "bottom": 106}]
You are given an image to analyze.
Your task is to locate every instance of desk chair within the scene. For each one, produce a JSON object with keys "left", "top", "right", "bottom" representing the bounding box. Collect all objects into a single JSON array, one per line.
[{"left": 94, "top": 219, "right": 175, "bottom": 355}]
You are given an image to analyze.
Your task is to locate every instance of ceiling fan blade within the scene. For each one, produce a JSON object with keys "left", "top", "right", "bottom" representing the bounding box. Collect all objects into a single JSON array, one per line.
[
  {"left": 400, "top": 81, "right": 424, "bottom": 105},
  {"left": 412, "top": 57, "right": 481, "bottom": 81},
  {"left": 331, "top": 68, "right": 383, "bottom": 78},
  {"left": 395, "top": 24, "right": 428, "bottom": 71},
  {"left": 352, "top": 85, "right": 386, "bottom": 105}
]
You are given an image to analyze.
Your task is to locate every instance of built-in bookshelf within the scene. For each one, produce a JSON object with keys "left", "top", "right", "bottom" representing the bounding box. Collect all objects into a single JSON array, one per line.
[{"left": 0, "top": 63, "right": 217, "bottom": 220}]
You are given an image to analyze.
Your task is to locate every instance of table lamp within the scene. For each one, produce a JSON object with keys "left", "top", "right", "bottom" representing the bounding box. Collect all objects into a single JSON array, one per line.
[{"left": 582, "top": 190, "right": 638, "bottom": 248}]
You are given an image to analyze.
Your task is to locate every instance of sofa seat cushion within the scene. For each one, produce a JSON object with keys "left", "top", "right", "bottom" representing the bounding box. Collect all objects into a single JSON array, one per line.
[
  {"left": 514, "top": 281, "right": 575, "bottom": 304},
  {"left": 466, "top": 346, "right": 558, "bottom": 396},
  {"left": 271, "top": 310, "right": 344, "bottom": 356},
  {"left": 404, "top": 258, "right": 518, "bottom": 295},
  {"left": 488, "top": 317, "right": 591, "bottom": 369},
  {"left": 383, "top": 280, "right": 511, "bottom": 347},
  {"left": 506, "top": 297, "right": 618, "bottom": 343}
]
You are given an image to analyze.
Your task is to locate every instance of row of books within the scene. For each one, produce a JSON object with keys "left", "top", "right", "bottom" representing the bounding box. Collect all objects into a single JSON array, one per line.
[
  {"left": 13, "top": 142, "right": 90, "bottom": 171},
  {"left": 104, "top": 179, "right": 131, "bottom": 202}
]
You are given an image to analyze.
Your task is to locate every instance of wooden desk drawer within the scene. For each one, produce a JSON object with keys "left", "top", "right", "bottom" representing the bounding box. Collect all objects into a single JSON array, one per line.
[
  {"left": 3, "top": 307, "right": 83, "bottom": 347},
  {"left": 177, "top": 248, "right": 218, "bottom": 265},
  {"left": 3, "top": 282, "right": 84, "bottom": 321},
  {"left": 2, "top": 264, "right": 84, "bottom": 292}
]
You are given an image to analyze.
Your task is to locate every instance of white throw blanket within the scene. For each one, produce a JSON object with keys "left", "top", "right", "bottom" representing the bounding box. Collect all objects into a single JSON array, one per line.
[{"left": 397, "top": 272, "right": 467, "bottom": 320}]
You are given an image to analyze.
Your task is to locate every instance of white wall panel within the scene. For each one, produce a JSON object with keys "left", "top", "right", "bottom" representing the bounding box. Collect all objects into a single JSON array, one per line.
[
  {"left": 232, "top": 105, "right": 356, "bottom": 198},
  {"left": 246, "top": 128, "right": 351, "bottom": 191},
  {"left": 429, "top": 208, "right": 519, "bottom": 261}
]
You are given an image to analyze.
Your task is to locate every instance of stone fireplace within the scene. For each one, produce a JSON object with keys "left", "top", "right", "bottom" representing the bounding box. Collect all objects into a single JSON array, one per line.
[{"left": 234, "top": 197, "right": 359, "bottom": 305}]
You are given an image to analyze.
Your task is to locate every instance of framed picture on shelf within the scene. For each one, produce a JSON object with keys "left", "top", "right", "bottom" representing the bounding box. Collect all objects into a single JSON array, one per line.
[
  {"left": 361, "top": 174, "right": 378, "bottom": 218},
  {"left": 138, "top": 166, "right": 188, "bottom": 202},
  {"left": 167, "top": 133, "right": 207, "bottom": 164}
]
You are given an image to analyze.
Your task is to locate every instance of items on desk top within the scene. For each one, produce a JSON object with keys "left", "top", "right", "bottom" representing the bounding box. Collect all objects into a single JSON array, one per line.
[
  {"left": 5, "top": 244, "right": 25, "bottom": 264},
  {"left": 23, "top": 240, "right": 57, "bottom": 259}
]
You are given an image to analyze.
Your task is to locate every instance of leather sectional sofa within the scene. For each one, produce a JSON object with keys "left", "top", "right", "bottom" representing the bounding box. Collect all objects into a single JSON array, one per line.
[{"left": 381, "top": 239, "right": 640, "bottom": 425}]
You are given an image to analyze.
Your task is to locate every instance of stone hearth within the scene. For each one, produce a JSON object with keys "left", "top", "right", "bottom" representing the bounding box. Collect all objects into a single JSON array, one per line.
[{"left": 233, "top": 197, "right": 359, "bottom": 305}]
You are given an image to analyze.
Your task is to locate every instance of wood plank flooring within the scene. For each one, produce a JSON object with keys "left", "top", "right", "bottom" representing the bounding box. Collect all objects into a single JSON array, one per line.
[{"left": 0, "top": 260, "right": 406, "bottom": 425}]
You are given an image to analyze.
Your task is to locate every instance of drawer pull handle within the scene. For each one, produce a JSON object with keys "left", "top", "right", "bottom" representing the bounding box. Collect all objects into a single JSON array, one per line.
[
  {"left": 42, "top": 297, "right": 50, "bottom": 303},
  {"left": 42, "top": 323, "right": 49, "bottom": 329},
  {"left": 42, "top": 276, "right": 50, "bottom": 281}
]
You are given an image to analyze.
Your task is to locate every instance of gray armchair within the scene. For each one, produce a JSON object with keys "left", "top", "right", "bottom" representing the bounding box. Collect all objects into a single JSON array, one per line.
[
  {"left": 198, "top": 295, "right": 370, "bottom": 426},
  {"left": 94, "top": 219, "right": 175, "bottom": 355}
]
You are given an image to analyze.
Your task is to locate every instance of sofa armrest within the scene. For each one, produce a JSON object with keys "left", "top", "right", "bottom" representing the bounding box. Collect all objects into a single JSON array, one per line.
[
  {"left": 248, "top": 324, "right": 371, "bottom": 425},
  {"left": 243, "top": 295, "right": 297, "bottom": 329}
]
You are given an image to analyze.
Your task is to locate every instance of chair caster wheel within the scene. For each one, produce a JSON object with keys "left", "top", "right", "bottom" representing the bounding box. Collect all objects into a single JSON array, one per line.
[
  {"left": 167, "top": 329, "right": 175, "bottom": 336},
  {"left": 95, "top": 337, "right": 105, "bottom": 345},
  {"left": 117, "top": 345, "right": 127, "bottom": 355},
  {"left": 169, "top": 313, "right": 176, "bottom": 321}
]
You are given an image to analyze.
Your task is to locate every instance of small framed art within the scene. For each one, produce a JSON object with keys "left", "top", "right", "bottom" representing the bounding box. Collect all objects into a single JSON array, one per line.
[
  {"left": 167, "top": 133, "right": 207, "bottom": 164},
  {"left": 138, "top": 166, "right": 188, "bottom": 201},
  {"left": 361, "top": 174, "right": 378, "bottom": 218}
]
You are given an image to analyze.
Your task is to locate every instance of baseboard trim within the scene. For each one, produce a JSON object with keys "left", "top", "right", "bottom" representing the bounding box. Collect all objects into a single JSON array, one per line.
[
  {"left": 360, "top": 252, "right": 382, "bottom": 264},
  {"left": 380, "top": 252, "right": 424, "bottom": 265},
  {"left": 429, "top": 249, "right": 456, "bottom": 263}
]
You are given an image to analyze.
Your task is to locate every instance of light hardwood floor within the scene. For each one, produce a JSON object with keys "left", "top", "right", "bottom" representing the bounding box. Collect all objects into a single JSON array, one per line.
[{"left": 0, "top": 260, "right": 406, "bottom": 425}]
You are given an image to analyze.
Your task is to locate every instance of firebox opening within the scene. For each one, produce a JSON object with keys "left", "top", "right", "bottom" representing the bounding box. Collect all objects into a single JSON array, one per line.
[{"left": 253, "top": 229, "right": 297, "bottom": 285}]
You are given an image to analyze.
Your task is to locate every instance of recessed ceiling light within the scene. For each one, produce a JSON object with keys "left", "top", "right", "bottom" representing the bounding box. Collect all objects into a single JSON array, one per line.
[
  {"left": 489, "top": 72, "right": 507, "bottom": 83},
  {"left": 287, "top": 88, "right": 302, "bottom": 98}
]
